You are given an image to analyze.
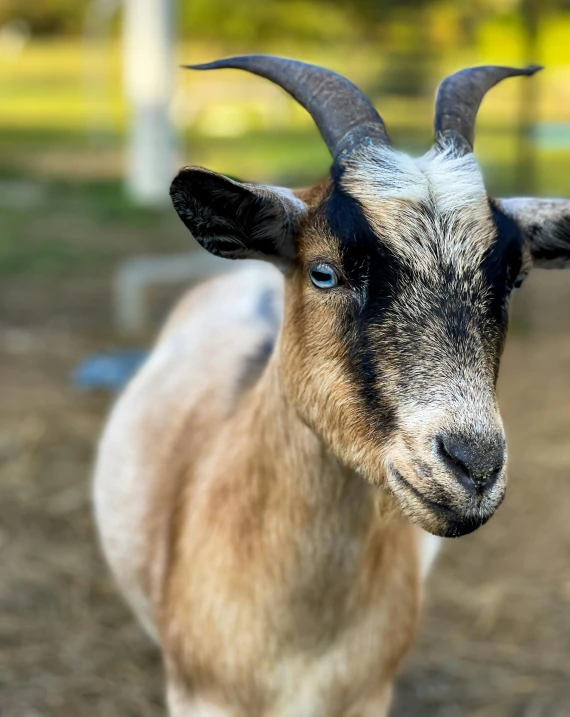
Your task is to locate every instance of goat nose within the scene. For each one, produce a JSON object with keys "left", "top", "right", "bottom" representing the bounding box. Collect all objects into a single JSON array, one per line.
[{"left": 435, "top": 433, "right": 505, "bottom": 493}]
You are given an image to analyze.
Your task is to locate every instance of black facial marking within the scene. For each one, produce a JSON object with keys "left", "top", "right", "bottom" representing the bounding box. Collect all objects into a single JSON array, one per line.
[
  {"left": 484, "top": 203, "right": 525, "bottom": 329},
  {"left": 322, "top": 176, "right": 380, "bottom": 275},
  {"left": 319, "top": 183, "right": 403, "bottom": 437}
]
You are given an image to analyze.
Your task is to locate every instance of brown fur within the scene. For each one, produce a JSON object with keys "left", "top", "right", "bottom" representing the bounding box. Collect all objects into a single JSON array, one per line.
[{"left": 94, "top": 252, "right": 433, "bottom": 716}]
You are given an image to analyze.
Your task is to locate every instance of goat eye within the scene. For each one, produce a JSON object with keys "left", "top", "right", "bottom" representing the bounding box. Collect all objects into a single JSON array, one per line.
[{"left": 309, "top": 263, "right": 339, "bottom": 289}]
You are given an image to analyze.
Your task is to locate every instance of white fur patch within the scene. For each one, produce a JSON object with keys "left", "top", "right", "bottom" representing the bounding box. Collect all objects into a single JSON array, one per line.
[
  {"left": 418, "top": 530, "right": 442, "bottom": 579},
  {"left": 339, "top": 145, "right": 493, "bottom": 276},
  {"left": 417, "top": 147, "right": 486, "bottom": 212},
  {"left": 167, "top": 688, "right": 230, "bottom": 717},
  {"left": 342, "top": 145, "right": 486, "bottom": 211}
]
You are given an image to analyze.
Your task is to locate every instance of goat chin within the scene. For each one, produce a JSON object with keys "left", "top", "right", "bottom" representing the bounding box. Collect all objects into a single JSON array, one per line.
[{"left": 385, "top": 462, "right": 507, "bottom": 538}]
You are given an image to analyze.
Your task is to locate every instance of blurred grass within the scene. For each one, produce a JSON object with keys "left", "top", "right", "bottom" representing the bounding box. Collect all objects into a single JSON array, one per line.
[
  {"left": 0, "top": 176, "right": 189, "bottom": 278},
  {"left": 0, "top": 29, "right": 570, "bottom": 278}
]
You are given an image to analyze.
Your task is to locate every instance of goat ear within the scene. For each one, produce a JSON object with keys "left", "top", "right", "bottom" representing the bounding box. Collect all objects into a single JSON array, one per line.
[
  {"left": 495, "top": 197, "right": 570, "bottom": 269},
  {"left": 170, "top": 167, "right": 306, "bottom": 268}
]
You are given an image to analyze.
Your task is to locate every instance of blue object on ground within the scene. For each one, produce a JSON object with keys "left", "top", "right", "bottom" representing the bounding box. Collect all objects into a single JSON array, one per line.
[{"left": 72, "top": 349, "right": 149, "bottom": 392}]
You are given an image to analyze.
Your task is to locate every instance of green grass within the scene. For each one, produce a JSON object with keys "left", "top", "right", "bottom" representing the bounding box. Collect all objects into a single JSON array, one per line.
[
  {"left": 1, "top": 32, "right": 570, "bottom": 277},
  {"left": 0, "top": 176, "right": 184, "bottom": 278},
  {"left": 1, "top": 121, "right": 570, "bottom": 279}
]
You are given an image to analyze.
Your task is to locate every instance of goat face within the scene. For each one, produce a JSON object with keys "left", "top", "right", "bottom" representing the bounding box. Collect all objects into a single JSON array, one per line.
[
  {"left": 280, "top": 148, "right": 516, "bottom": 538},
  {"left": 171, "top": 56, "right": 570, "bottom": 538}
]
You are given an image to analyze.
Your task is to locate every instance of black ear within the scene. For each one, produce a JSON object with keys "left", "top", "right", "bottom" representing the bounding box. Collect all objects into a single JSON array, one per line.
[
  {"left": 496, "top": 197, "right": 570, "bottom": 269},
  {"left": 170, "top": 167, "right": 306, "bottom": 267}
]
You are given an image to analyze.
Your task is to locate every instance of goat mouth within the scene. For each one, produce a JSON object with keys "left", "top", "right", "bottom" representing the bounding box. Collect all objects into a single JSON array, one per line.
[{"left": 387, "top": 466, "right": 491, "bottom": 538}]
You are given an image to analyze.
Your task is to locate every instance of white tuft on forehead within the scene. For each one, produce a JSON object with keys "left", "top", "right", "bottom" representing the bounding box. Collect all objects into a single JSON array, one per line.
[
  {"left": 341, "top": 144, "right": 486, "bottom": 211},
  {"left": 338, "top": 144, "right": 494, "bottom": 274},
  {"left": 416, "top": 147, "right": 486, "bottom": 212}
]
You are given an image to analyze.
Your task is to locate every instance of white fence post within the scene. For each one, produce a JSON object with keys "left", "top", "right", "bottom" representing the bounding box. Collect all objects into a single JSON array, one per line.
[{"left": 123, "top": 0, "right": 177, "bottom": 205}]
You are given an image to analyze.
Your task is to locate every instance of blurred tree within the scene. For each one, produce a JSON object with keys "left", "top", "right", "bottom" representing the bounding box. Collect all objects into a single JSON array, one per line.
[
  {"left": 0, "top": 0, "right": 84, "bottom": 35},
  {"left": 0, "top": 0, "right": 563, "bottom": 47},
  {"left": 176, "top": 0, "right": 444, "bottom": 44},
  {"left": 178, "top": 0, "right": 358, "bottom": 43}
]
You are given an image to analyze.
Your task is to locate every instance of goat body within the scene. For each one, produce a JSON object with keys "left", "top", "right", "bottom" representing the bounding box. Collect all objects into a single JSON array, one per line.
[
  {"left": 94, "top": 55, "right": 569, "bottom": 716},
  {"left": 94, "top": 263, "right": 440, "bottom": 716}
]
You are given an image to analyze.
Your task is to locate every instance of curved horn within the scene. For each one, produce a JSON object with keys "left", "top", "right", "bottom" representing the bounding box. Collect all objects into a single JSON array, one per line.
[
  {"left": 185, "top": 54, "right": 392, "bottom": 158},
  {"left": 434, "top": 64, "right": 542, "bottom": 152}
]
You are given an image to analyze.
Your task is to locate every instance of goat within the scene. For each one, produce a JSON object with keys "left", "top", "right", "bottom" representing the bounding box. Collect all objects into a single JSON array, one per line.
[{"left": 94, "top": 57, "right": 570, "bottom": 716}]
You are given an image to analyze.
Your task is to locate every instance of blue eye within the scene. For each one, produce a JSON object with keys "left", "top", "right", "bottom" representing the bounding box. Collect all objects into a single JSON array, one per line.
[{"left": 309, "top": 263, "right": 339, "bottom": 289}]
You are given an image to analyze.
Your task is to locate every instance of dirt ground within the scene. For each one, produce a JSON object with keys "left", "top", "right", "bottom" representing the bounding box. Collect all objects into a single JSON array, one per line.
[{"left": 2, "top": 267, "right": 570, "bottom": 717}]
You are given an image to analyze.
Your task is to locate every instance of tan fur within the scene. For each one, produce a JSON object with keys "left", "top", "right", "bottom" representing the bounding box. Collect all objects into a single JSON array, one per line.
[{"left": 94, "top": 255, "right": 437, "bottom": 716}]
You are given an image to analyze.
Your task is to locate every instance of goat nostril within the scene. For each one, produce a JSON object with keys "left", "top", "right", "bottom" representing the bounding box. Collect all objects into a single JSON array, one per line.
[
  {"left": 435, "top": 433, "right": 505, "bottom": 492},
  {"left": 437, "top": 436, "right": 470, "bottom": 478}
]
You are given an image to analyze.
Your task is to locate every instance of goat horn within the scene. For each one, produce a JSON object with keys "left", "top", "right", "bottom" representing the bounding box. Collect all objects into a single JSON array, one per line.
[
  {"left": 185, "top": 54, "right": 392, "bottom": 158},
  {"left": 434, "top": 64, "right": 542, "bottom": 152}
]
